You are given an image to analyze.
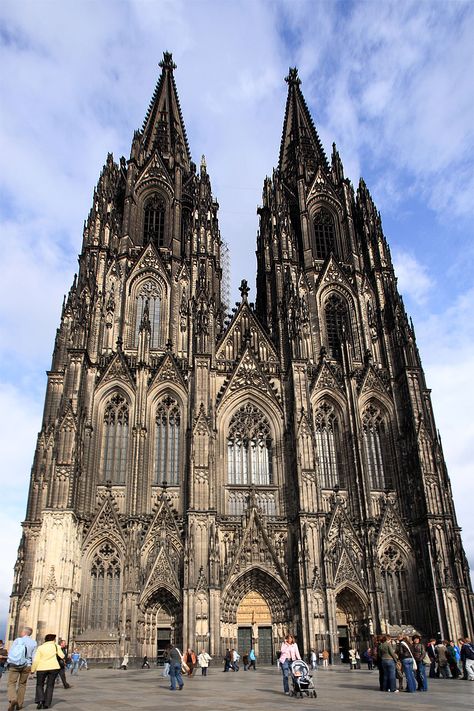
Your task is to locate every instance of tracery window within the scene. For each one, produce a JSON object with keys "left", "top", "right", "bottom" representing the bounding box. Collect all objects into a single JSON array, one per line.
[
  {"left": 227, "top": 403, "right": 273, "bottom": 485},
  {"left": 313, "top": 208, "right": 336, "bottom": 260},
  {"left": 362, "top": 405, "right": 392, "bottom": 489},
  {"left": 90, "top": 543, "right": 121, "bottom": 629},
  {"left": 379, "top": 545, "right": 409, "bottom": 626},
  {"left": 144, "top": 194, "right": 166, "bottom": 248},
  {"left": 101, "top": 394, "right": 129, "bottom": 484},
  {"left": 134, "top": 280, "right": 162, "bottom": 349},
  {"left": 325, "top": 293, "right": 350, "bottom": 359},
  {"left": 154, "top": 396, "right": 181, "bottom": 485},
  {"left": 314, "top": 402, "right": 342, "bottom": 488}
]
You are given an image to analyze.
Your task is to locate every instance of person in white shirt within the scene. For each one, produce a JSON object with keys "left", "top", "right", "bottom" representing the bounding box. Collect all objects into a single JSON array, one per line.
[{"left": 279, "top": 634, "right": 301, "bottom": 694}]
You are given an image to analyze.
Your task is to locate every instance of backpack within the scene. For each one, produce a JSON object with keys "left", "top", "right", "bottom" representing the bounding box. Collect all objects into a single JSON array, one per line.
[{"left": 7, "top": 639, "right": 28, "bottom": 667}]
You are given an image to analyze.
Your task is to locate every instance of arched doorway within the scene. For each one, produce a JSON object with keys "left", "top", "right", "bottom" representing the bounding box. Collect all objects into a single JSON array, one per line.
[
  {"left": 221, "top": 567, "right": 292, "bottom": 664},
  {"left": 139, "top": 587, "right": 181, "bottom": 664},
  {"left": 335, "top": 586, "right": 370, "bottom": 663},
  {"left": 236, "top": 591, "right": 272, "bottom": 663}
]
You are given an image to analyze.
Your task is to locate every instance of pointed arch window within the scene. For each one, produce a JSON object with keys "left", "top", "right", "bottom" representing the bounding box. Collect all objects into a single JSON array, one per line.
[
  {"left": 313, "top": 208, "right": 336, "bottom": 260},
  {"left": 379, "top": 545, "right": 409, "bottom": 625},
  {"left": 314, "top": 402, "right": 342, "bottom": 488},
  {"left": 227, "top": 403, "right": 273, "bottom": 485},
  {"left": 101, "top": 394, "right": 129, "bottom": 484},
  {"left": 144, "top": 194, "right": 166, "bottom": 248},
  {"left": 325, "top": 293, "right": 350, "bottom": 359},
  {"left": 362, "top": 405, "right": 392, "bottom": 489},
  {"left": 154, "top": 396, "right": 181, "bottom": 485},
  {"left": 90, "top": 542, "right": 121, "bottom": 630},
  {"left": 134, "top": 280, "right": 162, "bottom": 349}
]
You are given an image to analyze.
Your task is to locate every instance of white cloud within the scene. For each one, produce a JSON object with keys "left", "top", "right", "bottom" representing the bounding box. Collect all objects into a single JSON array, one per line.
[{"left": 392, "top": 250, "right": 434, "bottom": 305}]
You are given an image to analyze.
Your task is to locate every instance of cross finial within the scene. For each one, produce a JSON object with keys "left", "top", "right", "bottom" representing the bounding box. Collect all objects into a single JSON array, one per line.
[
  {"left": 159, "top": 51, "right": 177, "bottom": 71},
  {"left": 285, "top": 67, "right": 301, "bottom": 86},
  {"left": 239, "top": 279, "right": 250, "bottom": 302}
]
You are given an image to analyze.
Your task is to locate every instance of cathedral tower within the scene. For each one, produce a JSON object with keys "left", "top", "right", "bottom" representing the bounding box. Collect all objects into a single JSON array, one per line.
[{"left": 8, "top": 57, "right": 473, "bottom": 664}]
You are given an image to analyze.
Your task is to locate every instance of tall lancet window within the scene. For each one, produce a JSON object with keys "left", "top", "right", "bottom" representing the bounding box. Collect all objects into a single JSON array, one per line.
[
  {"left": 144, "top": 193, "right": 166, "bottom": 248},
  {"left": 154, "top": 396, "right": 181, "bottom": 485},
  {"left": 362, "top": 405, "right": 392, "bottom": 489},
  {"left": 314, "top": 402, "right": 342, "bottom": 488},
  {"left": 134, "top": 280, "right": 162, "bottom": 349},
  {"left": 325, "top": 293, "right": 350, "bottom": 359},
  {"left": 89, "top": 543, "right": 121, "bottom": 630},
  {"left": 227, "top": 403, "right": 273, "bottom": 485},
  {"left": 313, "top": 208, "right": 336, "bottom": 260},
  {"left": 101, "top": 394, "right": 129, "bottom": 484}
]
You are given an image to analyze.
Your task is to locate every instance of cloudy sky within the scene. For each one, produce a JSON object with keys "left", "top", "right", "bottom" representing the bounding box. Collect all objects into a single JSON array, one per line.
[{"left": 1, "top": 0, "right": 473, "bottom": 636}]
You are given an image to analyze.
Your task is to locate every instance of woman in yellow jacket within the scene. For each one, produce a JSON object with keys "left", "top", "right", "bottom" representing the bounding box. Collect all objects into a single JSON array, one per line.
[{"left": 31, "top": 634, "right": 64, "bottom": 709}]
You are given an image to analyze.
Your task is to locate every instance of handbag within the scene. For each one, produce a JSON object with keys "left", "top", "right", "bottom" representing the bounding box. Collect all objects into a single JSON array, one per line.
[{"left": 422, "top": 652, "right": 431, "bottom": 665}]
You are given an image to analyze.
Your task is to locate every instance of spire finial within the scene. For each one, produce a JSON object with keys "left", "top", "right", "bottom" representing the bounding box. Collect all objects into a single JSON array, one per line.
[
  {"left": 239, "top": 279, "right": 250, "bottom": 302},
  {"left": 285, "top": 66, "right": 301, "bottom": 86},
  {"left": 159, "top": 51, "right": 176, "bottom": 71}
]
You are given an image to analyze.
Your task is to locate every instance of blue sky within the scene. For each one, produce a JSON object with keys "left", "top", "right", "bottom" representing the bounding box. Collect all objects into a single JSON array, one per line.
[{"left": 0, "top": 0, "right": 473, "bottom": 636}]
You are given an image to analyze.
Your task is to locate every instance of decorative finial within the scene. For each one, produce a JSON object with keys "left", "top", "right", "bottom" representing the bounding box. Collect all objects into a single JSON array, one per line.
[
  {"left": 200, "top": 154, "right": 207, "bottom": 171},
  {"left": 239, "top": 279, "right": 250, "bottom": 302},
  {"left": 166, "top": 338, "right": 173, "bottom": 352},
  {"left": 159, "top": 51, "right": 177, "bottom": 71},
  {"left": 285, "top": 67, "right": 301, "bottom": 86}
]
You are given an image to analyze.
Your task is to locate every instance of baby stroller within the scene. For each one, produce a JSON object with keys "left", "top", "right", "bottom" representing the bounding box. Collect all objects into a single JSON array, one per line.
[{"left": 289, "top": 659, "right": 317, "bottom": 698}]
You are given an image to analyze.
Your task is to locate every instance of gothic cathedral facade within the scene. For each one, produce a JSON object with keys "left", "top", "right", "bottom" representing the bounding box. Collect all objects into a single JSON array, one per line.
[{"left": 8, "top": 53, "right": 473, "bottom": 663}]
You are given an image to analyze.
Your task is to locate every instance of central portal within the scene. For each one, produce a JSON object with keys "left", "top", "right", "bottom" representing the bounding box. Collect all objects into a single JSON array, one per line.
[{"left": 236, "top": 591, "right": 273, "bottom": 664}]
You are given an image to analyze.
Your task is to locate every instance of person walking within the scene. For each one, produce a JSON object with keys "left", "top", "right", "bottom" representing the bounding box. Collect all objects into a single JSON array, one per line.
[
  {"left": 56, "top": 640, "right": 71, "bottom": 689},
  {"left": 446, "top": 641, "right": 460, "bottom": 679},
  {"left": 184, "top": 648, "right": 196, "bottom": 676},
  {"left": 223, "top": 648, "right": 231, "bottom": 672},
  {"left": 279, "top": 634, "right": 301, "bottom": 695},
  {"left": 119, "top": 653, "right": 129, "bottom": 670},
  {"left": 197, "top": 649, "right": 212, "bottom": 676},
  {"left": 165, "top": 644, "right": 184, "bottom": 691},
  {"left": 248, "top": 648, "right": 257, "bottom": 670},
  {"left": 31, "top": 633, "right": 64, "bottom": 709},
  {"left": 378, "top": 635, "right": 399, "bottom": 693},
  {"left": 7, "top": 625, "right": 37, "bottom": 711},
  {"left": 70, "top": 649, "right": 80, "bottom": 676},
  {"left": 141, "top": 655, "right": 150, "bottom": 668},
  {"left": 322, "top": 649, "right": 330, "bottom": 668},
  {"left": 411, "top": 635, "right": 428, "bottom": 691}
]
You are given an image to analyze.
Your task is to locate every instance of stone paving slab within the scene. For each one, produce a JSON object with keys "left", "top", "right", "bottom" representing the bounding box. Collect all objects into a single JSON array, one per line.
[{"left": 1, "top": 666, "right": 472, "bottom": 710}]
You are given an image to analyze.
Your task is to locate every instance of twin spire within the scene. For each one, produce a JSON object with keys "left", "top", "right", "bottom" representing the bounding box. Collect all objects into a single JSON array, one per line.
[{"left": 142, "top": 53, "right": 329, "bottom": 180}]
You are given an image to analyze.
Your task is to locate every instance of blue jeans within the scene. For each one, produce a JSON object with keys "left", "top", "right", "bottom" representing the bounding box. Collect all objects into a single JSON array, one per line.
[
  {"left": 71, "top": 661, "right": 79, "bottom": 675},
  {"left": 382, "top": 659, "right": 396, "bottom": 692},
  {"left": 402, "top": 658, "right": 417, "bottom": 692},
  {"left": 416, "top": 661, "right": 428, "bottom": 691},
  {"left": 169, "top": 662, "right": 183, "bottom": 690},
  {"left": 281, "top": 660, "right": 290, "bottom": 693}
]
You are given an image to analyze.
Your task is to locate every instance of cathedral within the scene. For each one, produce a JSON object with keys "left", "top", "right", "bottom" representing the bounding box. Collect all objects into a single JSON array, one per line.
[{"left": 8, "top": 53, "right": 473, "bottom": 665}]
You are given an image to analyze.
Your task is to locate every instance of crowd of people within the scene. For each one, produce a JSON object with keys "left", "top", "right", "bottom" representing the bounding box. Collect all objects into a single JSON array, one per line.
[
  {"left": 0, "top": 627, "right": 88, "bottom": 710},
  {"left": 1, "top": 626, "right": 473, "bottom": 703}
]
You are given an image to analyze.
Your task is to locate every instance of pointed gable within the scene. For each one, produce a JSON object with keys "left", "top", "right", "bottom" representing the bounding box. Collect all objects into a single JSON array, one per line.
[
  {"left": 135, "top": 150, "right": 173, "bottom": 194},
  {"left": 216, "top": 301, "right": 278, "bottom": 366},
  {"left": 376, "top": 500, "right": 411, "bottom": 553},
  {"left": 325, "top": 501, "right": 363, "bottom": 563},
  {"left": 142, "top": 494, "right": 183, "bottom": 557},
  {"left": 217, "top": 346, "right": 281, "bottom": 411},
  {"left": 149, "top": 352, "right": 187, "bottom": 391},
  {"left": 139, "top": 546, "right": 181, "bottom": 603},
  {"left": 279, "top": 67, "right": 330, "bottom": 184},
  {"left": 97, "top": 350, "right": 135, "bottom": 389},
  {"left": 226, "top": 507, "right": 288, "bottom": 591},
  {"left": 334, "top": 547, "right": 363, "bottom": 588},
  {"left": 82, "top": 495, "right": 125, "bottom": 553},
  {"left": 315, "top": 254, "right": 355, "bottom": 295},
  {"left": 141, "top": 52, "right": 191, "bottom": 170},
  {"left": 311, "top": 360, "right": 344, "bottom": 394},
  {"left": 358, "top": 362, "right": 390, "bottom": 396},
  {"left": 127, "top": 242, "right": 170, "bottom": 286}
]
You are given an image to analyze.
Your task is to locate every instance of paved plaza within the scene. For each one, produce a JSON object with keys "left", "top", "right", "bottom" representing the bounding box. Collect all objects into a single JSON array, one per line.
[{"left": 1, "top": 666, "right": 472, "bottom": 711}]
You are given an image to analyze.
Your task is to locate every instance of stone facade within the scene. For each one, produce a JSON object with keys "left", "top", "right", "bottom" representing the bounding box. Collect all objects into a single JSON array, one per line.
[{"left": 8, "top": 53, "right": 474, "bottom": 664}]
